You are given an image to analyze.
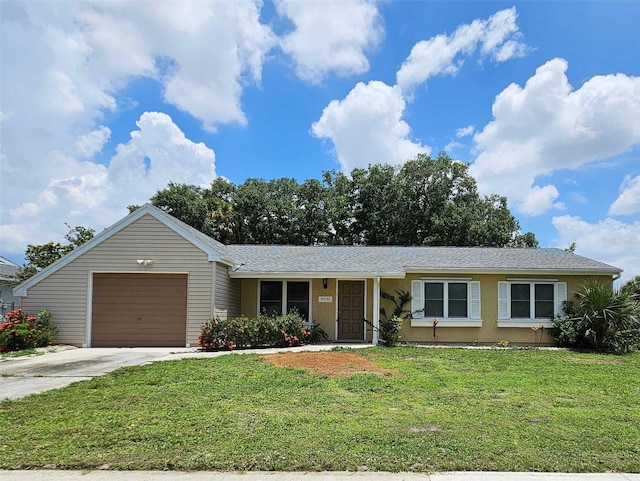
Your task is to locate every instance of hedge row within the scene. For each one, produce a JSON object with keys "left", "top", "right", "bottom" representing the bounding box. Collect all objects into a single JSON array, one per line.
[{"left": 199, "top": 311, "right": 328, "bottom": 350}]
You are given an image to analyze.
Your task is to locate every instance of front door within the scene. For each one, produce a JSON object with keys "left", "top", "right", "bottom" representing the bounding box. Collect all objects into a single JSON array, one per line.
[{"left": 338, "top": 280, "right": 364, "bottom": 340}]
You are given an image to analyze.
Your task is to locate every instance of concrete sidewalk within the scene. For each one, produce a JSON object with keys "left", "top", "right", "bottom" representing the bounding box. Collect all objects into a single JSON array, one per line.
[{"left": 1, "top": 471, "right": 639, "bottom": 480}]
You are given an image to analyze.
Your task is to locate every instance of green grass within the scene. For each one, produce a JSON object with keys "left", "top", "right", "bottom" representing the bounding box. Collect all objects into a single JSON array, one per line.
[
  {"left": 0, "top": 348, "right": 40, "bottom": 360},
  {"left": 1, "top": 347, "right": 639, "bottom": 472}
]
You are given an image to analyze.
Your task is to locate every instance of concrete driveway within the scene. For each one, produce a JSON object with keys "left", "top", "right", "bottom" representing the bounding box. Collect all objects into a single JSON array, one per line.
[
  {"left": 0, "top": 344, "right": 368, "bottom": 400},
  {"left": 0, "top": 347, "right": 194, "bottom": 400}
]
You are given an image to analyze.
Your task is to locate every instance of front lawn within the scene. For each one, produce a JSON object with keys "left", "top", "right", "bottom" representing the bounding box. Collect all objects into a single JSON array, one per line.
[{"left": 1, "top": 347, "right": 639, "bottom": 472}]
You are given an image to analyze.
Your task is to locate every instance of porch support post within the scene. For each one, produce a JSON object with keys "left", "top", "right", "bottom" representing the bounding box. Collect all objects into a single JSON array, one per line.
[{"left": 372, "top": 276, "right": 380, "bottom": 345}]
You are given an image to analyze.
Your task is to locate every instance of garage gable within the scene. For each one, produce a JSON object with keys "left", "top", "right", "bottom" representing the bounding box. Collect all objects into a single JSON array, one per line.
[{"left": 14, "top": 204, "right": 231, "bottom": 298}]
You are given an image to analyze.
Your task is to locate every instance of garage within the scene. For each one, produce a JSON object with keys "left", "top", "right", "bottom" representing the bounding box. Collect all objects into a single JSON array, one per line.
[{"left": 91, "top": 273, "right": 188, "bottom": 347}]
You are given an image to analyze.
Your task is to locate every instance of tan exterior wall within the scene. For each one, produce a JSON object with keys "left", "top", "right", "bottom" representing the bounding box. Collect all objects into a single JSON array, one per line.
[
  {"left": 239, "top": 277, "right": 375, "bottom": 341},
  {"left": 381, "top": 273, "right": 613, "bottom": 345},
  {"left": 239, "top": 279, "right": 258, "bottom": 318},
  {"left": 20, "top": 214, "right": 219, "bottom": 347},
  {"left": 237, "top": 273, "right": 612, "bottom": 345},
  {"left": 214, "top": 263, "right": 241, "bottom": 320}
]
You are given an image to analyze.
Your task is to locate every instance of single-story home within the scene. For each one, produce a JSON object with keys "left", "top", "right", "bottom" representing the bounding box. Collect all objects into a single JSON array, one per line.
[{"left": 14, "top": 204, "right": 622, "bottom": 347}]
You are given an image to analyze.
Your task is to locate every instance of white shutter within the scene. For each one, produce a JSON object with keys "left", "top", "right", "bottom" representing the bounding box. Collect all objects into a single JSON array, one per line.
[
  {"left": 411, "top": 280, "right": 423, "bottom": 318},
  {"left": 498, "top": 282, "right": 509, "bottom": 320},
  {"left": 555, "top": 282, "right": 567, "bottom": 316},
  {"left": 469, "top": 281, "right": 481, "bottom": 319}
]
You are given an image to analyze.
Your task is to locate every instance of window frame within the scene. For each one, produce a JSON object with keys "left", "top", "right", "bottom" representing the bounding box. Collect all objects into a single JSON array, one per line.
[
  {"left": 497, "top": 280, "right": 566, "bottom": 328},
  {"left": 258, "top": 280, "right": 312, "bottom": 324},
  {"left": 411, "top": 278, "right": 482, "bottom": 327}
]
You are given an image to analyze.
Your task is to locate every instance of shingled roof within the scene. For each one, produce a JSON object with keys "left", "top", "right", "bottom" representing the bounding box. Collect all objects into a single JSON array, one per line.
[
  {"left": 145, "top": 205, "right": 621, "bottom": 277},
  {"left": 225, "top": 244, "right": 621, "bottom": 278}
]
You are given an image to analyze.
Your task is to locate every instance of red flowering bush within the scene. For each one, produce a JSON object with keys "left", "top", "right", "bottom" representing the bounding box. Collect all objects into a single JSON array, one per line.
[
  {"left": 0, "top": 309, "right": 55, "bottom": 352},
  {"left": 199, "top": 311, "right": 328, "bottom": 351}
]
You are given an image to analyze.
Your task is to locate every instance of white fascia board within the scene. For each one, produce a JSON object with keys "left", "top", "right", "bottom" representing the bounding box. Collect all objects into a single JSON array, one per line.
[
  {"left": 403, "top": 267, "right": 622, "bottom": 276},
  {"left": 228, "top": 271, "right": 406, "bottom": 279}
]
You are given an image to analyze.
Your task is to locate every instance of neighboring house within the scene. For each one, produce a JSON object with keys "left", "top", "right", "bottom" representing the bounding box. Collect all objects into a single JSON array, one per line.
[
  {"left": 0, "top": 256, "right": 20, "bottom": 316},
  {"left": 14, "top": 204, "right": 622, "bottom": 347}
]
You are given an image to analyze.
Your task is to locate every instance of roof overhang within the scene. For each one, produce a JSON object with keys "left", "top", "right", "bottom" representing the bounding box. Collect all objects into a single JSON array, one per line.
[
  {"left": 228, "top": 270, "right": 406, "bottom": 279},
  {"left": 403, "top": 267, "right": 622, "bottom": 276}
]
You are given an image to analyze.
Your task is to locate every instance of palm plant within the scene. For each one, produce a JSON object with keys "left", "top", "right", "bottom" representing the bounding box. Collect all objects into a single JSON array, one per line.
[
  {"left": 553, "top": 280, "right": 640, "bottom": 353},
  {"left": 621, "top": 275, "right": 640, "bottom": 301}
]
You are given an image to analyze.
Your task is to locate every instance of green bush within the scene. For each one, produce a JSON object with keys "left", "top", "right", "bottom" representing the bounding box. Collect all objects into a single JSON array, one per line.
[
  {"left": 198, "top": 311, "right": 328, "bottom": 351},
  {"left": 552, "top": 280, "right": 640, "bottom": 354},
  {"left": 0, "top": 309, "right": 55, "bottom": 352}
]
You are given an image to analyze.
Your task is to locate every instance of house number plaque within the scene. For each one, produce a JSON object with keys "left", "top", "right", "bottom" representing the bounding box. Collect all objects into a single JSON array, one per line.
[{"left": 318, "top": 296, "right": 333, "bottom": 303}]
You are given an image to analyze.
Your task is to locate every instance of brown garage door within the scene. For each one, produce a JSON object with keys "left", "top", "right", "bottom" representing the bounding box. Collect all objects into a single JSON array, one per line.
[{"left": 92, "top": 273, "right": 187, "bottom": 347}]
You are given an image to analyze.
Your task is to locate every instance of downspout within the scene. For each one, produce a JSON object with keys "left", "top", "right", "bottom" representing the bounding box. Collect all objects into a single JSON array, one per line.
[{"left": 372, "top": 277, "right": 380, "bottom": 345}]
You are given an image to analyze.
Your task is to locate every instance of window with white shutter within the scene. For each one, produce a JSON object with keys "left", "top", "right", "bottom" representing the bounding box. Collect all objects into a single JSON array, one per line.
[{"left": 410, "top": 278, "right": 482, "bottom": 327}]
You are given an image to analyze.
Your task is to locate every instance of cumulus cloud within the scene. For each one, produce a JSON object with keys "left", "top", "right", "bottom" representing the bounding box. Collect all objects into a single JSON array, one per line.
[
  {"left": 313, "top": 8, "right": 527, "bottom": 172},
  {"left": 1, "top": 112, "right": 215, "bottom": 257},
  {"left": 75, "top": 127, "right": 112, "bottom": 158},
  {"left": 276, "top": 0, "right": 383, "bottom": 83},
  {"left": 470, "top": 58, "right": 640, "bottom": 216},
  {"left": 552, "top": 215, "right": 640, "bottom": 283},
  {"left": 0, "top": 1, "right": 272, "bottom": 260},
  {"left": 609, "top": 174, "right": 640, "bottom": 215},
  {"left": 396, "top": 7, "right": 527, "bottom": 94},
  {"left": 311, "top": 81, "right": 428, "bottom": 171},
  {"left": 456, "top": 125, "right": 475, "bottom": 138}
]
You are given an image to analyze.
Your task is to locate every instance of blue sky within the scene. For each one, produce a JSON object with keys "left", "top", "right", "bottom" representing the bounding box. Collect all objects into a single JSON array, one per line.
[{"left": 1, "top": 1, "right": 639, "bottom": 282}]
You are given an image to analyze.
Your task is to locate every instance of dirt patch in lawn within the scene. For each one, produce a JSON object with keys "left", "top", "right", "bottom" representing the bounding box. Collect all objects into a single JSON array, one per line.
[{"left": 262, "top": 351, "right": 399, "bottom": 378}]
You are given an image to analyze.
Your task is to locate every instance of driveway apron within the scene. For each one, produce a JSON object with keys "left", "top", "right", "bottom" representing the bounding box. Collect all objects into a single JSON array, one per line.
[{"left": 0, "top": 348, "right": 189, "bottom": 400}]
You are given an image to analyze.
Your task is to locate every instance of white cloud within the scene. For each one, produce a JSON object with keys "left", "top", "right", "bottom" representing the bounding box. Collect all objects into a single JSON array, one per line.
[
  {"left": 396, "top": 7, "right": 527, "bottom": 94},
  {"left": 456, "top": 125, "right": 475, "bottom": 138},
  {"left": 444, "top": 141, "right": 464, "bottom": 152},
  {"left": 470, "top": 58, "right": 640, "bottom": 215},
  {"left": 1, "top": 112, "right": 215, "bottom": 259},
  {"left": 552, "top": 215, "right": 640, "bottom": 284},
  {"left": 609, "top": 174, "right": 640, "bottom": 215},
  {"left": 311, "top": 81, "right": 428, "bottom": 171},
  {"left": 276, "top": 0, "right": 383, "bottom": 83},
  {"left": 75, "top": 126, "right": 112, "bottom": 158},
  {"left": 520, "top": 185, "right": 565, "bottom": 216},
  {"left": 0, "top": 1, "right": 272, "bottom": 260},
  {"left": 108, "top": 112, "right": 215, "bottom": 194}
]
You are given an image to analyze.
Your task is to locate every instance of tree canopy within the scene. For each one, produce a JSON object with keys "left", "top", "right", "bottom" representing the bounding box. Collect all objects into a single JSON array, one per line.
[
  {"left": 147, "top": 152, "right": 538, "bottom": 248},
  {"left": 6, "top": 225, "right": 95, "bottom": 285}
]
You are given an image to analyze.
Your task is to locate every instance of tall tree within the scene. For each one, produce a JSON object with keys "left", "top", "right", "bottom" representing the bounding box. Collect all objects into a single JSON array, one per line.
[
  {"left": 145, "top": 153, "right": 537, "bottom": 248},
  {"left": 8, "top": 224, "right": 95, "bottom": 284},
  {"left": 151, "top": 183, "right": 211, "bottom": 236}
]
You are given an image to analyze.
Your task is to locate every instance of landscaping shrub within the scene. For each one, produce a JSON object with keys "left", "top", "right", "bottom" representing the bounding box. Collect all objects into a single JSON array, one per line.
[
  {"left": 366, "top": 290, "right": 412, "bottom": 347},
  {"left": 0, "top": 309, "right": 55, "bottom": 352},
  {"left": 552, "top": 280, "right": 640, "bottom": 354},
  {"left": 199, "top": 311, "right": 328, "bottom": 351}
]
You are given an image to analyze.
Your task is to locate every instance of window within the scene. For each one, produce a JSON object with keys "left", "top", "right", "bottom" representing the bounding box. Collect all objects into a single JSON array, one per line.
[
  {"left": 411, "top": 279, "right": 481, "bottom": 327},
  {"left": 259, "top": 280, "right": 311, "bottom": 321},
  {"left": 260, "top": 281, "right": 283, "bottom": 316},
  {"left": 498, "top": 281, "right": 567, "bottom": 327},
  {"left": 424, "top": 282, "right": 468, "bottom": 318}
]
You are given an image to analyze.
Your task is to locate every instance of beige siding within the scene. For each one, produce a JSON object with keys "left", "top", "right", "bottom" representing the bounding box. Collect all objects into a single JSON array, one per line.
[
  {"left": 20, "top": 214, "right": 215, "bottom": 346},
  {"left": 214, "top": 263, "right": 241, "bottom": 320}
]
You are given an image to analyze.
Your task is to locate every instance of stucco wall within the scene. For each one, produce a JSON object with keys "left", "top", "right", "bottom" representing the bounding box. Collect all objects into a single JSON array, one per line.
[
  {"left": 238, "top": 273, "right": 612, "bottom": 345},
  {"left": 381, "top": 273, "right": 613, "bottom": 345}
]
